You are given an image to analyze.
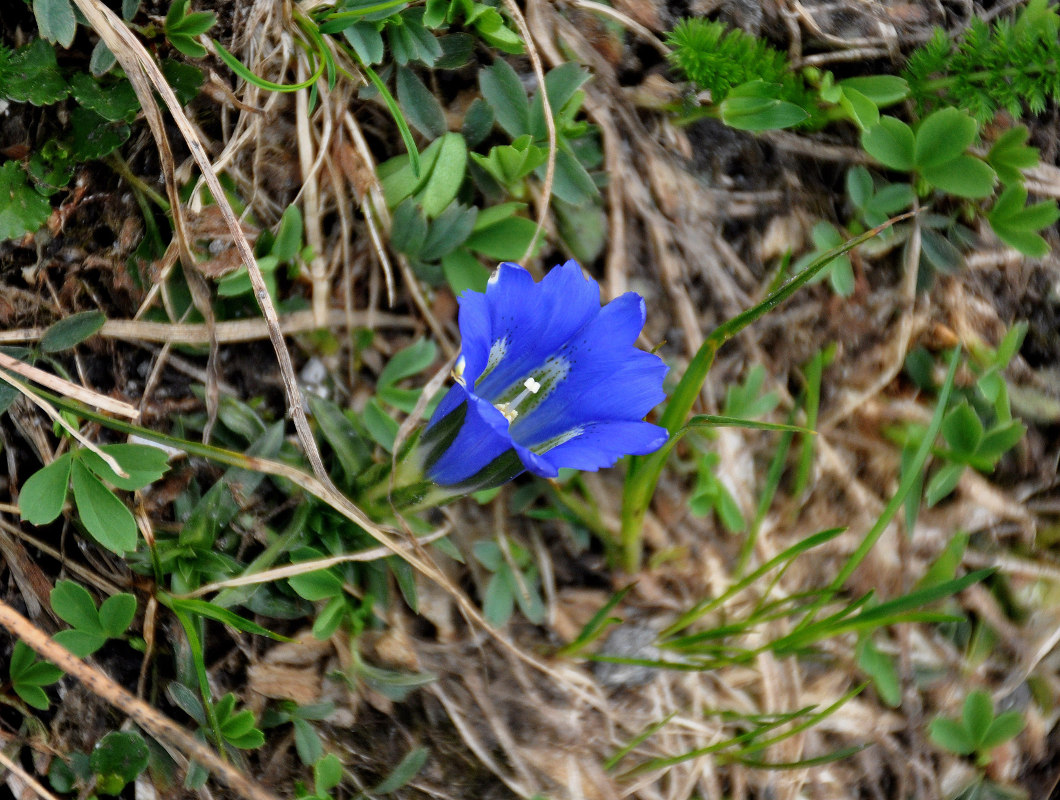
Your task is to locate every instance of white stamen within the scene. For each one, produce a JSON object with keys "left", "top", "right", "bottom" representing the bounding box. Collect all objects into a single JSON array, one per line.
[
  {"left": 452, "top": 356, "right": 466, "bottom": 386},
  {"left": 495, "top": 377, "right": 542, "bottom": 423}
]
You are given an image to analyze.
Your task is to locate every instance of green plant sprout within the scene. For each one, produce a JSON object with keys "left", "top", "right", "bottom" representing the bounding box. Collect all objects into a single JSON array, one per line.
[
  {"left": 49, "top": 580, "right": 137, "bottom": 658},
  {"left": 929, "top": 689, "right": 1025, "bottom": 766}
]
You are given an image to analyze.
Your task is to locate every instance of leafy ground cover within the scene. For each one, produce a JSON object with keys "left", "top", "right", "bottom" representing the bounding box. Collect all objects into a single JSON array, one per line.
[{"left": 1, "top": 0, "right": 1060, "bottom": 799}]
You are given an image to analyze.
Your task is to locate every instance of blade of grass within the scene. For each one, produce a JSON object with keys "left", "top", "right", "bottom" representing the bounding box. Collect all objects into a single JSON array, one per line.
[
  {"left": 212, "top": 39, "right": 325, "bottom": 92},
  {"left": 661, "top": 527, "right": 844, "bottom": 637},
  {"left": 359, "top": 61, "right": 421, "bottom": 177},
  {"left": 555, "top": 584, "right": 634, "bottom": 658},
  {"left": 792, "top": 346, "right": 831, "bottom": 498},
  {"left": 604, "top": 712, "right": 677, "bottom": 770},
  {"left": 737, "top": 406, "right": 798, "bottom": 577}
]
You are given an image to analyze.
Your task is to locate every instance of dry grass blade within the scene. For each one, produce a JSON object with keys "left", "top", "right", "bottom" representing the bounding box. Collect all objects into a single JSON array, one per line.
[
  {"left": 69, "top": 0, "right": 329, "bottom": 483},
  {"left": 0, "top": 352, "right": 139, "bottom": 420},
  {"left": 0, "top": 371, "right": 128, "bottom": 477},
  {"left": 0, "top": 748, "right": 62, "bottom": 800},
  {"left": 0, "top": 309, "right": 414, "bottom": 346}
]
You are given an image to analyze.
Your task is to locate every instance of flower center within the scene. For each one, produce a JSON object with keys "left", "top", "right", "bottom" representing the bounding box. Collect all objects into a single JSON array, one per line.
[{"left": 495, "top": 377, "right": 541, "bottom": 423}]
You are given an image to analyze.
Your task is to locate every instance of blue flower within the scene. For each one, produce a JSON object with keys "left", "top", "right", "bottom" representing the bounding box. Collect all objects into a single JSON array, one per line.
[{"left": 419, "top": 260, "right": 668, "bottom": 490}]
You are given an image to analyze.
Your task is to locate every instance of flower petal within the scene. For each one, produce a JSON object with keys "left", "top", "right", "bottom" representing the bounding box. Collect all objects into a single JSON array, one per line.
[
  {"left": 538, "top": 421, "right": 669, "bottom": 472},
  {"left": 473, "top": 261, "right": 601, "bottom": 399},
  {"left": 454, "top": 289, "right": 492, "bottom": 384},
  {"left": 424, "top": 387, "right": 558, "bottom": 485},
  {"left": 510, "top": 293, "right": 667, "bottom": 447},
  {"left": 425, "top": 386, "right": 513, "bottom": 486}
]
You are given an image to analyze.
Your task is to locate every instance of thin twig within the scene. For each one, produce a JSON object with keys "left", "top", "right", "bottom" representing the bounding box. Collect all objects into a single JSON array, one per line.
[{"left": 182, "top": 526, "right": 451, "bottom": 598}]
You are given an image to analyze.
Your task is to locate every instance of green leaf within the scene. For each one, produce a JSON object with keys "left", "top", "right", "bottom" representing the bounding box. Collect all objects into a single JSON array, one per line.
[
  {"left": 307, "top": 394, "right": 371, "bottom": 477},
  {"left": 71, "top": 459, "right": 138, "bottom": 554},
  {"left": 69, "top": 73, "right": 139, "bottom": 123},
  {"left": 34, "top": 0, "right": 78, "bottom": 48},
  {"left": 10, "top": 642, "right": 62, "bottom": 710},
  {"left": 929, "top": 717, "right": 975, "bottom": 755},
  {"left": 914, "top": 107, "right": 977, "bottom": 169},
  {"left": 165, "top": 0, "right": 215, "bottom": 57},
  {"left": 864, "top": 183, "right": 915, "bottom": 218},
  {"left": 0, "top": 161, "right": 52, "bottom": 241},
  {"left": 471, "top": 134, "right": 547, "bottom": 187},
  {"left": 99, "top": 593, "right": 137, "bottom": 638},
  {"left": 529, "top": 62, "right": 591, "bottom": 139},
  {"left": 976, "top": 419, "right": 1026, "bottom": 464},
  {"left": 862, "top": 117, "right": 915, "bottom": 171},
  {"left": 53, "top": 628, "right": 107, "bottom": 658},
  {"left": 80, "top": 443, "right": 170, "bottom": 490},
  {"left": 89, "top": 731, "right": 149, "bottom": 785},
  {"left": 479, "top": 58, "right": 530, "bottom": 137},
  {"left": 980, "top": 710, "right": 1025, "bottom": 751},
  {"left": 416, "top": 132, "right": 467, "bottom": 217},
  {"left": 343, "top": 21, "right": 385, "bottom": 65},
  {"left": 925, "top": 461, "right": 965, "bottom": 507},
  {"left": 461, "top": 97, "right": 495, "bottom": 148},
  {"left": 379, "top": 337, "right": 437, "bottom": 387},
  {"left": 380, "top": 136, "right": 442, "bottom": 208},
  {"left": 838, "top": 86, "right": 878, "bottom": 130},
  {"left": 362, "top": 398, "right": 398, "bottom": 451},
  {"left": 419, "top": 202, "right": 477, "bottom": 261},
  {"left": 921, "top": 156, "right": 996, "bottom": 199},
  {"left": 68, "top": 107, "right": 130, "bottom": 161},
  {"left": 464, "top": 214, "right": 540, "bottom": 260},
  {"left": 50, "top": 580, "right": 103, "bottom": 632},
  {"left": 856, "top": 638, "right": 900, "bottom": 707},
  {"left": 390, "top": 198, "right": 429, "bottom": 257},
  {"left": 846, "top": 166, "right": 874, "bottom": 210},
  {"left": 915, "top": 532, "right": 968, "bottom": 592},
  {"left": 13, "top": 683, "right": 52, "bottom": 710},
  {"left": 292, "top": 718, "right": 323, "bottom": 765},
  {"left": 545, "top": 147, "right": 599, "bottom": 205},
  {"left": 161, "top": 594, "right": 290, "bottom": 641},
  {"left": 20, "top": 454, "right": 72, "bottom": 525},
  {"left": 271, "top": 204, "right": 303, "bottom": 262},
  {"left": 41, "top": 310, "right": 106, "bottom": 353},
  {"left": 441, "top": 247, "right": 490, "bottom": 295},
  {"left": 287, "top": 563, "right": 344, "bottom": 601},
  {"left": 90, "top": 39, "right": 116, "bottom": 76},
  {"left": 397, "top": 66, "right": 447, "bottom": 139},
  {"left": 942, "top": 401, "right": 984, "bottom": 457},
  {"left": 988, "top": 185, "right": 1059, "bottom": 257},
  {"left": 838, "top": 75, "right": 908, "bottom": 106},
  {"left": 161, "top": 59, "right": 205, "bottom": 105},
  {"left": 4, "top": 39, "right": 69, "bottom": 105},
  {"left": 482, "top": 569, "right": 514, "bottom": 626},
  {"left": 378, "top": 337, "right": 437, "bottom": 412},
  {"left": 963, "top": 690, "right": 995, "bottom": 747},
  {"left": 370, "top": 746, "right": 428, "bottom": 794},
  {"left": 720, "top": 92, "right": 808, "bottom": 131},
  {"left": 987, "top": 126, "right": 1040, "bottom": 185},
  {"left": 315, "top": 753, "right": 344, "bottom": 794}
]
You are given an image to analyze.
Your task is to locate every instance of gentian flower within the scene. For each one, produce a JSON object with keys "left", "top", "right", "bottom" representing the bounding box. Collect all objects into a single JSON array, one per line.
[{"left": 418, "top": 260, "right": 668, "bottom": 492}]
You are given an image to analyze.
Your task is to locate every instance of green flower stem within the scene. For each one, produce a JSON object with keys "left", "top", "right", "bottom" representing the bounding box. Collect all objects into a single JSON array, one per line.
[{"left": 619, "top": 214, "right": 914, "bottom": 572}]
